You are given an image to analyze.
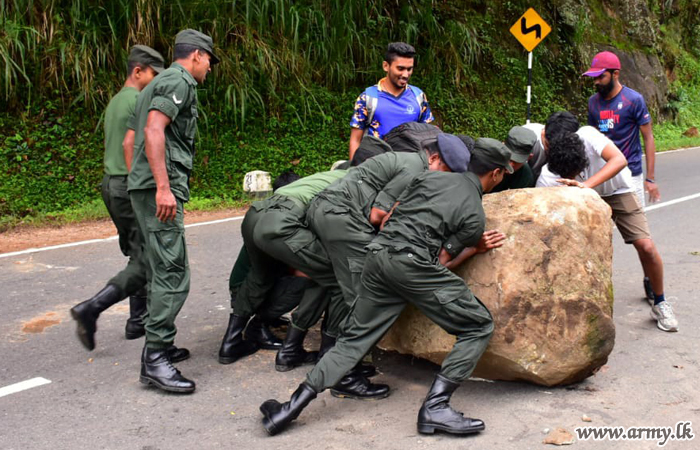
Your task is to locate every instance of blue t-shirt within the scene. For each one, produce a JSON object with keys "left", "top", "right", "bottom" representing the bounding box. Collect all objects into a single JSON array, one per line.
[
  {"left": 350, "top": 79, "right": 433, "bottom": 139},
  {"left": 587, "top": 86, "right": 651, "bottom": 176}
]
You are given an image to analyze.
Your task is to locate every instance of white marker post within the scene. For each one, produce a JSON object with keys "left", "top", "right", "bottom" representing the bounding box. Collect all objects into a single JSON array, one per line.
[{"left": 526, "top": 51, "right": 533, "bottom": 124}]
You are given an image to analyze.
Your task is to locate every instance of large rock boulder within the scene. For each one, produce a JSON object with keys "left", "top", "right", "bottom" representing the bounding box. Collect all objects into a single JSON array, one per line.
[{"left": 378, "top": 187, "right": 616, "bottom": 387}]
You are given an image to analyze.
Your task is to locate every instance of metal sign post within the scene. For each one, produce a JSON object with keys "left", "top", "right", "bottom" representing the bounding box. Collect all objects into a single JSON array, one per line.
[
  {"left": 527, "top": 51, "right": 533, "bottom": 123},
  {"left": 510, "top": 8, "right": 551, "bottom": 123}
]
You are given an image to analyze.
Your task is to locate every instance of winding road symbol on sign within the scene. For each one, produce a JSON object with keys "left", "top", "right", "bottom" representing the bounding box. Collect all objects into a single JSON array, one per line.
[
  {"left": 521, "top": 17, "right": 541, "bottom": 39},
  {"left": 510, "top": 8, "right": 551, "bottom": 52}
]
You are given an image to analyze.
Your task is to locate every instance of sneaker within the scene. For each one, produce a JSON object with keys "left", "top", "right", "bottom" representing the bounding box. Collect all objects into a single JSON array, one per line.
[
  {"left": 650, "top": 301, "right": 679, "bottom": 332},
  {"left": 643, "top": 277, "right": 655, "bottom": 305}
]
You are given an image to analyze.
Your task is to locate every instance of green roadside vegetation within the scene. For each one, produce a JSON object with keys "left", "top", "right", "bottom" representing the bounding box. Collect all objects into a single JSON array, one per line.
[{"left": 1, "top": 0, "right": 698, "bottom": 231}]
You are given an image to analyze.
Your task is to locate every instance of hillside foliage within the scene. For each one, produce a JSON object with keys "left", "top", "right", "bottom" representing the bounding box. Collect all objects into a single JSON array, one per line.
[{"left": 1, "top": 0, "right": 699, "bottom": 224}]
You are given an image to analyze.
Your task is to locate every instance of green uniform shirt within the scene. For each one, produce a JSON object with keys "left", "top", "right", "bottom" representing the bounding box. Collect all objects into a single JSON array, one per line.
[
  {"left": 103, "top": 86, "right": 138, "bottom": 176},
  {"left": 127, "top": 62, "right": 199, "bottom": 201},
  {"left": 373, "top": 171, "right": 485, "bottom": 262},
  {"left": 490, "top": 163, "right": 534, "bottom": 193},
  {"left": 317, "top": 151, "right": 429, "bottom": 218},
  {"left": 274, "top": 170, "right": 348, "bottom": 205}
]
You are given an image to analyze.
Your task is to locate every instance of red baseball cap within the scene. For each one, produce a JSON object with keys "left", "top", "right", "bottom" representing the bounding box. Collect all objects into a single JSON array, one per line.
[{"left": 582, "top": 51, "right": 621, "bottom": 77}]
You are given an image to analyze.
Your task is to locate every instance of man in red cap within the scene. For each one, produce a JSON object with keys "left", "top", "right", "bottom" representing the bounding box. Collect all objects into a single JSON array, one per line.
[
  {"left": 583, "top": 50, "right": 666, "bottom": 311},
  {"left": 583, "top": 51, "right": 659, "bottom": 208}
]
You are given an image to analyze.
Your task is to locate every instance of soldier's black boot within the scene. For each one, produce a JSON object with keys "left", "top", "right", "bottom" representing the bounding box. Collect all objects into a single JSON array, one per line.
[
  {"left": 245, "top": 317, "right": 283, "bottom": 350},
  {"left": 218, "top": 314, "right": 259, "bottom": 364},
  {"left": 260, "top": 383, "right": 317, "bottom": 436},
  {"left": 416, "top": 374, "right": 485, "bottom": 435},
  {"left": 318, "top": 331, "right": 336, "bottom": 359},
  {"left": 275, "top": 326, "right": 318, "bottom": 372},
  {"left": 320, "top": 331, "right": 377, "bottom": 378},
  {"left": 70, "top": 284, "right": 124, "bottom": 351},
  {"left": 139, "top": 347, "right": 195, "bottom": 393},
  {"left": 166, "top": 345, "right": 190, "bottom": 363},
  {"left": 125, "top": 288, "right": 147, "bottom": 340},
  {"left": 330, "top": 372, "right": 390, "bottom": 400}
]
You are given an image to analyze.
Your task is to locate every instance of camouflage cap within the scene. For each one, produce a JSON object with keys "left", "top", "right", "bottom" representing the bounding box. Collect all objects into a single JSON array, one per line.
[
  {"left": 128, "top": 45, "right": 165, "bottom": 73},
  {"left": 175, "top": 29, "right": 220, "bottom": 64},
  {"left": 505, "top": 126, "right": 537, "bottom": 164},
  {"left": 472, "top": 138, "right": 514, "bottom": 174}
]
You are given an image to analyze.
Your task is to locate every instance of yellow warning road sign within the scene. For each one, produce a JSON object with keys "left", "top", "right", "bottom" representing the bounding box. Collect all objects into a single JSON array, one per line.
[{"left": 510, "top": 8, "right": 551, "bottom": 52}]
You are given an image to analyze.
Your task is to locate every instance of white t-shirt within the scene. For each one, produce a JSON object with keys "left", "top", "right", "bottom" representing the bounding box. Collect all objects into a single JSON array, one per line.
[{"left": 536, "top": 126, "right": 633, "bottom": 197}]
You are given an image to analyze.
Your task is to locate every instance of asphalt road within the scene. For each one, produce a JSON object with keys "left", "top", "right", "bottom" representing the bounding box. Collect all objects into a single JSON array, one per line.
[{"left": 1, "top": 148, "right": 699, "bottom": 450}]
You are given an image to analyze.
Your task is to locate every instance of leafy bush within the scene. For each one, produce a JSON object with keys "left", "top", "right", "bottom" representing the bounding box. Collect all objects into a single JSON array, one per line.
[{"left": 1, "top": 0, "right": 699, "bottom": 225}]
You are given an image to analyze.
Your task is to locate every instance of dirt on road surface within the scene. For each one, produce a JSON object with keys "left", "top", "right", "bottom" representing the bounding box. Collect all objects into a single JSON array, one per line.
[{"left": 0, "top": 207, "right": 246, "bottom": 254}]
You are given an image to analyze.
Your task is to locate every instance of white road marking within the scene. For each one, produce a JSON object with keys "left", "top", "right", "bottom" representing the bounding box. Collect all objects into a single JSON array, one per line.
[
  {"left": 644, "top": 192, "right": 700, "bottom": 212},
  {"left": 0, "top": 377, "right": 51, "bottom": 398},
  {"left": 0, "top": 215, "right": 245, "bottom": 259},
  {"left": 655, "top": 146, "right": 700, "bottom": 155}
]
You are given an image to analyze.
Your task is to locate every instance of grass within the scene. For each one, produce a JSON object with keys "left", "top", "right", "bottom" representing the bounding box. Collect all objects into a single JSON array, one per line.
[
  {"left": 654, "top": 123, "right": 700, "bottom": 152},
  {"left": 0, "top": 0, "right": 698, "bottom": 224}
]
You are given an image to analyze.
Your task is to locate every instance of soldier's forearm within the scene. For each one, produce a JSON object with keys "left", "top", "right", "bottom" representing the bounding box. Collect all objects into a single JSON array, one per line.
[
  {"left": 123, "top": 129, "right": 135, "bottom": 172},
  {"left": 144, "top": 128, "right": 170, "bottom": 191}
]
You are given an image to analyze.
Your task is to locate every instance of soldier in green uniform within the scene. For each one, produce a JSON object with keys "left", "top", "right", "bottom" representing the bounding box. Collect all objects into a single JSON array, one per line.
[
  {"left": 305, "top": 135, "right": 471, "bottom": 362},
  {"left": 259, "top": 138, "right": 511, "bottom": 437},
  {"left": 490, "top": 126, "right": 538, "bottom": 192},
  {"left": 218, "top": 169, "right": 350, "bottom": 366},
  {"left": 128, "top": 29, "right": 219, "bottom": 393},
  {"left": 71, "top": 46, "right": 164, "bottom": 351}
]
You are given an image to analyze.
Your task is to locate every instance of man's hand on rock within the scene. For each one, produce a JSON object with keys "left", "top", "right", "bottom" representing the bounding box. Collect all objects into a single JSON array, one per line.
[
  {"left": 476, "top": 230, "right": 506, "bottom": 254},
  {"left": 556, "top": 178, "right": 586, "bottom": 189}
]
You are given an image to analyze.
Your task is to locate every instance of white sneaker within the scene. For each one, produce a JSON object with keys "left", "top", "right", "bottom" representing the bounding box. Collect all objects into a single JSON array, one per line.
[{"left": 650, "top": 301, "right": 679, "bottom": 332}]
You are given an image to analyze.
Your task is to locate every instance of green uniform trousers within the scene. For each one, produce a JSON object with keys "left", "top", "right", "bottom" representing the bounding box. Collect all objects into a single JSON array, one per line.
[
  {"left": 228, "top": 244, "right": 319, "bottom": 324},
  {"left": 306, "top": 247, "right": 494, "bottom": 392},
  {"left": 305, "top": 197, "right": 377, "bottom": 336},
  {"left": 101, "top": 174, "right": 147, "bottom": 295},
  {"left": 130, "top": 189, "right": 190, "bottom": 349},
  {"left": 228, "top": 244, "right": 252, "bottom": 296},
  {"left": 253, "top": 197, "right": 344, "bottom": 332},
  {"left": 235, "top": 197, "right": 329, "bottom": 331}
]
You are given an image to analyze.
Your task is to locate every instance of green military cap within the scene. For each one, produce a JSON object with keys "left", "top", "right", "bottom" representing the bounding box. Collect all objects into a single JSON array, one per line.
[
  {"left": 128, "top": 45, "right": 165, "bottom": 73},
  {"left": 505, "top": 126, "right": 537, "bottom": 164},
  {"left": 175, "top": 29, "right": 220, "bottom": 64},
  {"left": 472, "top": 138, "right": 514, "bottom": 174}
]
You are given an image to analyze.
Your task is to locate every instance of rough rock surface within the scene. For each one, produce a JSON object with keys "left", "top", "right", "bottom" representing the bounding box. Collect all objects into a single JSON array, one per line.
[{"left": 378, "top": 187, "right": 616, "bottom": 386}]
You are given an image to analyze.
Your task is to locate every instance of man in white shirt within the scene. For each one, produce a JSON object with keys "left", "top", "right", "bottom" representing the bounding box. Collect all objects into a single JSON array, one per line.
[{"left": 536, "top": 112, "right": 678, "bottom": 332}]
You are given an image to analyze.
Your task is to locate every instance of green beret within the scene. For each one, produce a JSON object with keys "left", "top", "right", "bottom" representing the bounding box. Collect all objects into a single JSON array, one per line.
[
  {"left": 175, "top": 29, "right": 220, "bottom": 64},
  {"left": 472, "top": 138, "right": 514, "bottom": 174},
  {"left": 128, "top": 45, "right": 165, "bottom": 73},
  {"left": 505, "top": 126, "right": 537, "bottom": 164}
]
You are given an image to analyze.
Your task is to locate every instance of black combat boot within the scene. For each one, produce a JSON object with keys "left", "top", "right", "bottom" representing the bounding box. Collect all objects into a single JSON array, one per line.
[
  {"left": 319, "top": 331, "right": 377, "bottom": 378},
  {"left": 166, "top": 345, "right": 190, "bottom": 363},
  {"left": 244, "top": 316, "right": 283, "bottom": 349},
  {"left": 124, "top": 288, "right": 147, "bottom": 340},
  {"left": 275, "top": 326, "right": 318, "bottom": 372},
  {"left": 139, "top": 347, "right": 195, "bottom": 393},
  {"left": 318, "top": 331, "right": 336, "bottom": 359},
  {"left": 218, "top": 314, "right": 259, "bottom": 364},
  {"left": 416, "top": 374, "right": 485, "bottom": 435},
  {"left": 330, "top": 372, "right": 390, "bottom": 400},
  {"left": 260, "top": 383, "right": 317, "bottom": 436},
  {"left": 70, "top": 284, "right": 125, "bottom": 351}
]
